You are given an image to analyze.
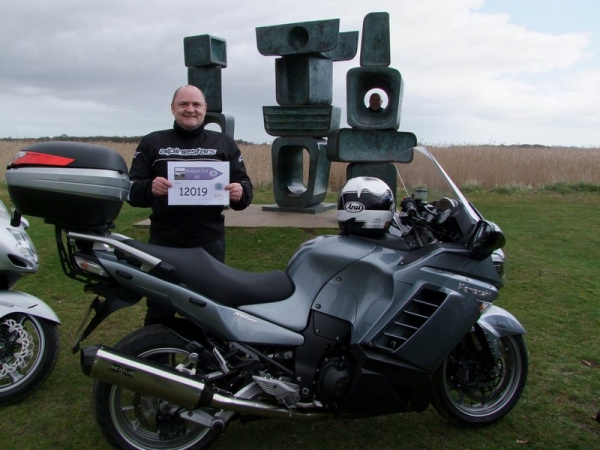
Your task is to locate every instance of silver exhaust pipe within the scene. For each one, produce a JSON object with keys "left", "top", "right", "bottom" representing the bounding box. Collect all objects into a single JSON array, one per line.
[
  {"left": 81, "top": 345, "right": 330, "bottom": 422},
  {"left": 81, "top": 345, "right": 213, "bottom": 410}
]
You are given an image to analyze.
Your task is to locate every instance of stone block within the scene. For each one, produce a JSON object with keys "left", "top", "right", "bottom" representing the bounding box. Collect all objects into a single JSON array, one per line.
[
  {"left": 346, "top": 162, "right": 397, "bottom": 197},
  {"left": 256, "top": 19, "right": 340, "bottom": 56},
  {"left": 346, "top": 67, "right": 402, "bottom": 129},
  {"left": 271, "top": 137, "right": 331, "bottom": 208},
  {"left": 263, "top": 105, "right": 340, "bottom": 137},
  {"left": 184, "top": 34, "right": 227, "bottom": 67},
  {"left": 187, "top": 67, "right": 222, "bottom": 113},
  {"left": 327, "top": 128, "right": 416, "bottom": 162},
  {"left": 322, "top": 31, "right": 359, "bottom": 61},
  {"left": 203, "top": 113, "right": 235, "bottom": 140},
  {"left": 360, "top": 12, "right": 391, "bottom": 67},
  {"left": 275, "top": 56, "right": 333, "bottom": 105}
]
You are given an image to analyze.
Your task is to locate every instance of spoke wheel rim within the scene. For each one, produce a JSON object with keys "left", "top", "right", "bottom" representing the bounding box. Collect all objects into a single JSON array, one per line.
[
  {"left": 443, "top": 336, "right": 522, "bottom": 418},
  {"left": 0, "top": 314, "right": 45, "bottom": 392},
  {"left": 107, "top": 346, "right": 212, "bottom": 449}
]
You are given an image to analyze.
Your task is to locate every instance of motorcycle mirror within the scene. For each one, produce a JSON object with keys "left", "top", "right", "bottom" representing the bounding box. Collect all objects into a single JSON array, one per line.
[
  {"left": 10, "top": 209, "right": 23, "bottom": 228},
  {"left": 470, "top": 220, "right": 505, "bottom": 260}
]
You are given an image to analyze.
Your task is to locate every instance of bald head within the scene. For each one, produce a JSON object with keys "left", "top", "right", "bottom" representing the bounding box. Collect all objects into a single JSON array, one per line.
[
  {"left": 170, "top": 85, "right": 207, "bottom": 130},
  {"left": 172, "top": 85, "right": 206, "bottom": 105}
]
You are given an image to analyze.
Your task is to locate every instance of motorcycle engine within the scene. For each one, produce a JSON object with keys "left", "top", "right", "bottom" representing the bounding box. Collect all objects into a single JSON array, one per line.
[{"left": 316, "top": 357, "right": 353, "bottom": 404}]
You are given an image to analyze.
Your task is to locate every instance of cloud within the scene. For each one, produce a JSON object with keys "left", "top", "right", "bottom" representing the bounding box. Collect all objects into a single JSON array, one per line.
[{"left": 0, "top": 0, "right": 597, "bottom": 145}]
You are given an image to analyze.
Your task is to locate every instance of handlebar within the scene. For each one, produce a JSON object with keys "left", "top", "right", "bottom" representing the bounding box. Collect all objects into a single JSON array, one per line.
[
  {"left": 400, "top": 196, "right": 426, "bottom": 226},
  {"left": 400, "top": 197, "right": 418, "bottom": 217},
  {"left": 398, "top": 196, "right": 463, "bottom": 244}
]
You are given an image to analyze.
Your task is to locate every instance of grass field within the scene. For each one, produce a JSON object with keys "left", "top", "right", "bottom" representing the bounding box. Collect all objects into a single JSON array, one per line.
[
  {"left": 0, "top": 185, "right": 598, "bottom": 449},
  {"left": 0, "top": 139, "right": 599, "bottom": 448}
]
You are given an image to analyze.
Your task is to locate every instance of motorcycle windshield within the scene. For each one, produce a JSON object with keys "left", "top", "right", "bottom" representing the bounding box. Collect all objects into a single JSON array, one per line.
[{"left": 396, "top": 146, "right": 481, "bottom": 223}]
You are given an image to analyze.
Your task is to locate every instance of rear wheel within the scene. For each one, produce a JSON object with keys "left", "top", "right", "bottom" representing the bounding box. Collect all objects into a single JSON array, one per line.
[
  {"left": 432, "top": 334, "right": 528, "bottom": 426},
  {"left": 0, "top": 313, "right": 60, "bottom": 405},
  {"left": 92, "top": 325, "right": 221, "bottom": 450}
]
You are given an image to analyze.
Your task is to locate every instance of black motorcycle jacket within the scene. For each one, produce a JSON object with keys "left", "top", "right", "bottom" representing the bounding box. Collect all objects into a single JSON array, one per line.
[{"left": 128, "top": 122, "right": 253, "bottom": 247}]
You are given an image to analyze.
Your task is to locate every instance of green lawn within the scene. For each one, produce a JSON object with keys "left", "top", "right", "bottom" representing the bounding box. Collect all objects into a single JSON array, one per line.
[{"left": 0, "top": 188, "right": 599, "bottom": 449}]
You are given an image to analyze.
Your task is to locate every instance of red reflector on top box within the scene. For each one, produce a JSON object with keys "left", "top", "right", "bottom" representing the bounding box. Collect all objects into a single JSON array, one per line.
[{"left": 10, "top": 151, "right": 76, "bottom": 167}]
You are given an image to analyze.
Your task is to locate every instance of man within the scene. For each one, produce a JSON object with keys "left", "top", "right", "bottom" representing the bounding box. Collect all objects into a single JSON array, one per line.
[
  {"left": 128, "top": 85, "right": 253, "bottom": 325},
  {"left": 368, "top": 92, "right": 383, "bottom": 112}
]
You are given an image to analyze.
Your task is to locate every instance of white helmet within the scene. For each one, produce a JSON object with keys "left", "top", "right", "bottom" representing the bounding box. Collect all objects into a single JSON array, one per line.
[{"left": 337, "top": 177, "right": 395, "bottom": 236}]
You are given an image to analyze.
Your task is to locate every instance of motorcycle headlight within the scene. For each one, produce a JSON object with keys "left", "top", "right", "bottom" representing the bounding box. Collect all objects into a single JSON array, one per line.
[
  {"left": 8, "top": 228, "right": 39, "bottom": 264},
  {"left": 491, "top": 248, "right": 505, "bottom": 279}
]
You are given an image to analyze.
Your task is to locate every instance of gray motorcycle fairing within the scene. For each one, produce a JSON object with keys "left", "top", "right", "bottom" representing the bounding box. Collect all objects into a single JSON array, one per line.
[
  {"left": 243, "top": 234, "right": 505, "bottom": 373},
  {"left": 307, "top": 237, "right": 501, "bottom": 371},
  {"left": 0, "top": 291, "right": 61, "bottom": 324},
  {"left": 240, "top": 234, "right": 378, "bottom": 331}
]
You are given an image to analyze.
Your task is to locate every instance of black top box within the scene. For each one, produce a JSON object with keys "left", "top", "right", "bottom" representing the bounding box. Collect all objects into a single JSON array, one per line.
[{"left": 6, "top": 141, "right": 131, "bottom": 229}]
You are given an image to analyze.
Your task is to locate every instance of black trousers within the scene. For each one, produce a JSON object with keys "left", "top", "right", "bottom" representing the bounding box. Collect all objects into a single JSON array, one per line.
[{"left": 144, "top": 236, "right": 225, "bottom": 326}]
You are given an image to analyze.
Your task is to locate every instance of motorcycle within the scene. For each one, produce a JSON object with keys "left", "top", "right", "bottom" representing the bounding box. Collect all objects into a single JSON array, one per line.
[
  {"left": 5, "top": 142, "right": 527, "bottom": 449},
  {"left": 0, "top": 198, "right": 60, "bottom": 405}
]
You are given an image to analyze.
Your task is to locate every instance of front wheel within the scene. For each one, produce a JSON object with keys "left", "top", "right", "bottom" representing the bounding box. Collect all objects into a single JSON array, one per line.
[
  {"left": 432, "top": 334, "right": 528, "bottom": 426},
  {"left": 92, "top": 325, "right": 221, "bottom": 450},
  {"left": 0, "top": 313, "right": 60, "bottom": 405}
]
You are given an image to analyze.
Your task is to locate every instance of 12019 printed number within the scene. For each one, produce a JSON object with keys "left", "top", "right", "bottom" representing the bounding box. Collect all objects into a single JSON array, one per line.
[{"left": 179, "top": 187, "right": 208, "bottom": 197}]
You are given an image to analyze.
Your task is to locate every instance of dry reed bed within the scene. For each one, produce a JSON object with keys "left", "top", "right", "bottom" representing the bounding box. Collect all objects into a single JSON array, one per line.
[{"left": 1, "top": 140, "right": 599, "bottom": 191}]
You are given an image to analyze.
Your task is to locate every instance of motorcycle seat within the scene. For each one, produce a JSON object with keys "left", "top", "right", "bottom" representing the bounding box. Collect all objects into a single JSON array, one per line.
[{"left": 119, "top": 240, "right": 295, "bottom": 307}]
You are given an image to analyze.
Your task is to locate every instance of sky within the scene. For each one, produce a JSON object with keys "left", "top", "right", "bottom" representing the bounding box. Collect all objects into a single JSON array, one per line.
[{"left": 1, "top": 0, "right": 598, "bottom": 146}]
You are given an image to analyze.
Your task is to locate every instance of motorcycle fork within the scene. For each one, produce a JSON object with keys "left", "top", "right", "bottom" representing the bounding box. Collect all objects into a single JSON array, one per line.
[
  {"left": 470, "top": 325, "right": 499, "bottom": 368},
  {"left": 448, "top": 327, "right": 498, "bottom": 386}
]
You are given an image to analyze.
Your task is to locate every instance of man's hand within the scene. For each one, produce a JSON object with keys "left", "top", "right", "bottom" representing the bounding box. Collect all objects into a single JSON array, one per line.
[
  {"left": 225, "top": 183, "right": 243, "bottom": 202},
  {"left": 152, "top": 177, "right": 173, "bottom": 196}
]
